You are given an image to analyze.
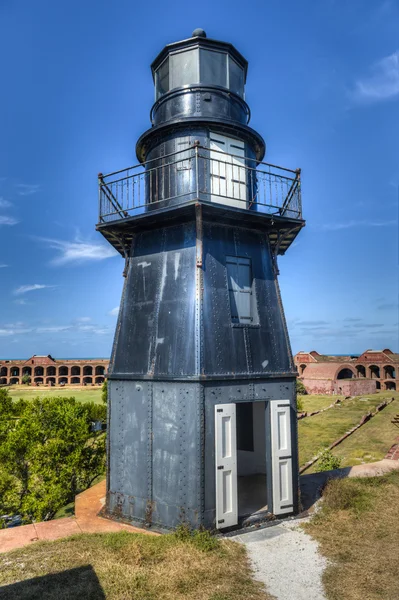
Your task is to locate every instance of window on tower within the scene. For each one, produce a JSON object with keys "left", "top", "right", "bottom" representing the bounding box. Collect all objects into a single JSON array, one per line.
[
  {"left": 226, "top": 256, "right": 259, "bottom": 325},
  {"left": 199, "top": 49, "right": 227, "bottom": 88},
  {"left": 154, "top": 47, "right": 245, "bottom": 99}
]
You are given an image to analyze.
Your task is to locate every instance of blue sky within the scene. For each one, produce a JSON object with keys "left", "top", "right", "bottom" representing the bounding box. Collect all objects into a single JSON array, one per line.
[{"left": 0, "top": 0, "right": 398, "bottom": 358}]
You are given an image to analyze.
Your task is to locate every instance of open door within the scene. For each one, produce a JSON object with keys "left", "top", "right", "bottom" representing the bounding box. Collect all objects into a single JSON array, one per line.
[
  {"left": 270, "top": 400, "right": 294, "bottom": 516},
  {"left": 215, "top": 403, "right": 238, "bottom": 529}
]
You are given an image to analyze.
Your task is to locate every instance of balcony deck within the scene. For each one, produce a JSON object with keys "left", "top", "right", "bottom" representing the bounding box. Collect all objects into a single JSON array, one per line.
[{"left": 96, "top": 145, "right": 304, "bottom": 255}]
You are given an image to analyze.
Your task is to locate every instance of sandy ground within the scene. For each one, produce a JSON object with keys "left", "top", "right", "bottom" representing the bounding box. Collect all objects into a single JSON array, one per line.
[{"left": 235, "top": 520, "right": 327, "bottom": 600}]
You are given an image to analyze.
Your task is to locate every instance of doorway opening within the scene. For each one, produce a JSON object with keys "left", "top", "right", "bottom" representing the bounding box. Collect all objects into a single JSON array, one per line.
[{"left": 236, "top": 401, "right": 268, "bottom": 520}]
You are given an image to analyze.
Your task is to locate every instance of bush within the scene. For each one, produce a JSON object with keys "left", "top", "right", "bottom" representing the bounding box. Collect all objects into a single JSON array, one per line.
[
  {"left": 0, "top": 395, "right": 106, "bottom": 522},
  {"left": 296, "top": 380, "right": 307, "bottom": 395},
  {"left": 317, "top": 449, "right": 342, "bottom": 472},
  {"left": 296, "top": 395, "right": 304, "bottom": 412}
]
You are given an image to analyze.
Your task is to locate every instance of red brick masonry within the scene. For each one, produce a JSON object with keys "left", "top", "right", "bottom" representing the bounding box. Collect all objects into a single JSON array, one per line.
[
  {"left": 0, "top": 354, "right": 109, "bottom": 387},
  {"left": 294, "top": 348, "right": 398, "bottom": 394}
]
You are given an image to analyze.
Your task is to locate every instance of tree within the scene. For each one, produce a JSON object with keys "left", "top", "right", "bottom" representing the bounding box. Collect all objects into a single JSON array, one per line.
[
  {"left": 0, "top": 391, "right": 106, "bottom": 523},
  {"left": 102, "top": 379, "right": 108, "bottom": 404},
  {"left": 21, "top": 373, "right": 31, "bottom": 385}
]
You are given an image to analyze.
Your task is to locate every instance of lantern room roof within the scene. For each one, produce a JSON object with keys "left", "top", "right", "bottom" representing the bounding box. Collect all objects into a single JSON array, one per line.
[{"left": 151, "top": 32, "right": 248, "bottom": 83}]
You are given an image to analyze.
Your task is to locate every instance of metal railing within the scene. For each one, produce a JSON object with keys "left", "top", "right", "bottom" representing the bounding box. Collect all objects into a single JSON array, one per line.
[{"left": 98, "top": 144, "right": 302, "bottom": 223}]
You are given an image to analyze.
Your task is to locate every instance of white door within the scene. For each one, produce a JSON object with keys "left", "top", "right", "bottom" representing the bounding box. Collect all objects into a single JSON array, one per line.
[
  {"left": 270, "top": 400, "right": 294, "bottom": 516},
  {"left": 215, "top": 403, "right": 238, "bottom": 529},
  {"left": 210, "top": 133, "right": 247, "bottom": 209}
]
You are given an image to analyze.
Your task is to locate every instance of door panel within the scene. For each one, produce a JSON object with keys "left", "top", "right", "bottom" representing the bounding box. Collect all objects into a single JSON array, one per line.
[
  {"left": 215, "top": 403, "right": 238, "bottom": 528},
  {"left": 270, "top": 400, "right": 294, "bottom": 515},
  {"left": 210, "top": 134, "right": 247, "bottom": 208}
]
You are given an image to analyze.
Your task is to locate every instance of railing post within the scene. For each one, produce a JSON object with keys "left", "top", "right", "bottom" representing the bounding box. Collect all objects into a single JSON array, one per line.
[{"left": 98, "top": 172, "right": 104, "bottom": 223}]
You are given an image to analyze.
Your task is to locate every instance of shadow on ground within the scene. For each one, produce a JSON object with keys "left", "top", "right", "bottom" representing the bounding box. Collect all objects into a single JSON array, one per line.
[
  {"left": 0, "top": 565, "right": 105, "bottom": 600},
  {"left": 300, "top": 467, "right": 352, "bottom": 512}
]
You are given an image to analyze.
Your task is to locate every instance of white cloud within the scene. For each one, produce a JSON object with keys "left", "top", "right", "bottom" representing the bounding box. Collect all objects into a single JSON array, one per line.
[
  {"left": 320, "top": 219, "right": 397, "bottom": 231},
  {"left": 36, "top": 236, "right": 118, "bottom": 265},
  {"left": 0, "top": 264, "right": 8, "bottom": 268},
  {"left": 0, "top": 198, "right": 12, "bottom": 208},
  {"left": 14, "top": 299, "right": 27, "bottom": 305},
  {"left": 109, "top": 306, "right": 119, "bottom": 316},
  {"left": 36, "top": 326, "right": 72, "bottom": 333},
  {"left": 0, "top": 327, "right": 32, "bottom": 336},
  {"left": 14, "top": 284, "right": 55, "bottom": 295},
  {"left": 351, "top": 50, "right": 399, "bottom": 103},
  {"left": 76, "top": 317, "right": 91, "bottom": 322},
  {"left": 0, "top": 216, "right": 18, "bottom": 226},
  {"left": 16, "top": 183, "right": 40, "bottom": 196}
]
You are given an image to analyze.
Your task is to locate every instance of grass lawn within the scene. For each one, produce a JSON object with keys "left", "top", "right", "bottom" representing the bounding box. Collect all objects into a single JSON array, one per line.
[
  {"left": 298, "top": 394, "right": 336, "bottom": 413},
  {"left": 8, "top": 385, "right": 103, "bottom": 404},
  {"left": 0, "top": 530, "right": 271, "bottom": 600},
  {"left": 304, "top": 471, "right": 399, "bottom": 600},
  {"left": 330, "top": 398, "right": 399, "bottom": 466},
  {"left": 298, "top": 392, "right": 399, "bottom": 469}
]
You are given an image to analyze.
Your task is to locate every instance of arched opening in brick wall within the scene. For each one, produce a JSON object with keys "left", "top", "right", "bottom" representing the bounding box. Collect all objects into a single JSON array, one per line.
[
  {"left": 10, "top": 377, "right": 19, "bottom": 384},
  {"left": 0, "top": 378, "right": 7, "bottom": 385},
  {"left": 83, "top": 376, "right": 93, "bottom": 385},
  {"left": 369, "top": 365, "right": 380, "bottom": 379},
  {"left": 385, "top": 381, "right": 396, "bottom": 390},
  {"left": 34, "top": 366, "right": 44, "bottom": 377},
  {"left": 59, "top": 377, "right": 68, "bottom": 385},
  {"left": 59, "top": 366, "right": 68, "bottom": 376},
  {"left": 34, "top": 377, "right": 44, "bottom": 385},
  {"left": 10, "top": 366, "right": 20, "bottom": 377},
  {"left": 71, "top": 377, "right": 80, "bottom": 384},
  {"left": 71, "top": 366, "right": 80, "bottom": 376},
  {"left": 356, "top": 365, "right": 366, "bottom": 378},
  {"left": 384, "top": 365, "right": 395, "bottom": 379},
  {"left": 0, "top": 367, "right": 8, "bottom": 377},
  {"left": 337, "top": 368, "right": 354, "bottom": 379},
  {"left": 95, "top": 376, "right": 105, "bottom": 385},
  {"left": 299, "top": 364, "right": 306, "bottom": 375},
  {"left": 83, "top": 366, "right": 93, "bottom": 376},
  {"left": 22, "top": 367, "right": 32, "bottom": 376},
  {"left": 47, "top": 366, "right": 56, "bottom": 376},
  {"left": 95, "top": 365, "right": 105, "bottom": 376},
  {"left": 46, "top": 377, "right": 56, "bottom": 386},
  {"left": 376, "top": 381, "right": 381, "bottom": 390}
]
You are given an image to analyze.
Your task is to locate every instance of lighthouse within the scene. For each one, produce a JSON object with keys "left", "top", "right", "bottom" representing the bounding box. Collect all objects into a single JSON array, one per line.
[{"left": 97, "top": 30, "right": 304, "bottom": 530}]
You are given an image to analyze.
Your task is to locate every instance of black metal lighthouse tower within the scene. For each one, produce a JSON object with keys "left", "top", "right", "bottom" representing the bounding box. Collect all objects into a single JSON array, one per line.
[{"left": 97, "top": 30, "right": 305, "bottom": 531}]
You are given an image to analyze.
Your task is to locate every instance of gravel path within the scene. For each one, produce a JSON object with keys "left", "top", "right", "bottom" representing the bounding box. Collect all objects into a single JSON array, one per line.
[{"left": 235, "top": 520, "right": 327, "bottom": 600}]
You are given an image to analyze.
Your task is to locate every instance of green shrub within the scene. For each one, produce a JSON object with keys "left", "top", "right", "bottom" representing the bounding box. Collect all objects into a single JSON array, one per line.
[
  {"left": 317, "top": 449, "right": 342, "bottom": 472},
  {"left": 296, "top": 380, "right": 307, "bottom": 395},
  {"left": 297, "top": 395, "right": 304, "bottom": 412},
  {"left": 174, "top": 524, "right": 219, "bottom": 552}
]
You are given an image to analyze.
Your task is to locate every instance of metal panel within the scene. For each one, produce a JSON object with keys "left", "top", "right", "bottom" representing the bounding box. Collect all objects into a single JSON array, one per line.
[
  {"left": 202, "top": 223, "right": 293, "bottom": 376},
  {"left": 107, "top": 380, "right": 149, "bottom": 522},
  {"left": 151, "top": 382, "right": 202, "bottom": 528},
  {"left": 215, "top": 403, "right": 238, "bottom": 528},
  {"left": 112, "top": 223, "right": 197, "bottom": 377}
]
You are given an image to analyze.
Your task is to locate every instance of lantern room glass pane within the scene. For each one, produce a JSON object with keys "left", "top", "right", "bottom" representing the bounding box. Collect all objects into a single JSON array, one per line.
[
  {"left": 229, "top": 57, "right": 244, "bottom": 97},
  {"left": 155, "top": 57, "right": 169, "bottom": 99},
  {"left": 199, "top": 49, "right": 227, "bottom": 87},
  {"left": 170, "top": 48, "right": 199, "bottom": 89}
]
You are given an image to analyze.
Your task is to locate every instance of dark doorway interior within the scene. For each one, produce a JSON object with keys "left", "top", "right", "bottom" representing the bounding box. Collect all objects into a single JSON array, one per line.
[{"left": 236, "top": 401, "right": 267, "bottom": 519}]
